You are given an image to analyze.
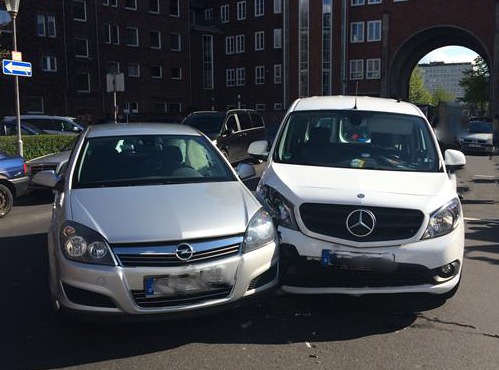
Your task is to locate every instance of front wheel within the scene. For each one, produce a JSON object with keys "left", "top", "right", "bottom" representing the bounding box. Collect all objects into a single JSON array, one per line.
[{"left": 0, "top": 183, "right": 14, "bottom": 218}]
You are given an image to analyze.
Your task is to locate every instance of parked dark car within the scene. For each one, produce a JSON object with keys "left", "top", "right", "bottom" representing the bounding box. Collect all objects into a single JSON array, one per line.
[
  {"left": 0, "top": 120, "right": 46, "bottom": 136},
  {"left": 0, "top": 151, "right": 29, "bottom": 217},
  {"left": 181, "top": 109, "right": 266, "bottom": 163},
  {"left": 1, "top": 115, "right": 84, "bottom": 135}
]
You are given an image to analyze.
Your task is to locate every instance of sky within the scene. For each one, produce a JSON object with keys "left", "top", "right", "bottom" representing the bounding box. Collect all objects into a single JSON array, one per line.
[{"left": 419, "top": 46, "right": 479, "bottom": 64}]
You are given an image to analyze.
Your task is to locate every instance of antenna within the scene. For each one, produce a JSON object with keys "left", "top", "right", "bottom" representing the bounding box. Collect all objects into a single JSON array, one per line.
[{"left": 353, "top": 82, "right": 359, "bottom": 109}]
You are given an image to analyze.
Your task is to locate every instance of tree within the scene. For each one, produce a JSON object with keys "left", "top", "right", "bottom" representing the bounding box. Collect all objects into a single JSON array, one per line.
[
  {"left": 432, "top": 87, "right": 455, "bottom": 105},
  {"left": 459, "top": 56, "right": 489, "bottom": 115},
  {"left": 409, "top": 66, "right": 433, "bottom": 105}
]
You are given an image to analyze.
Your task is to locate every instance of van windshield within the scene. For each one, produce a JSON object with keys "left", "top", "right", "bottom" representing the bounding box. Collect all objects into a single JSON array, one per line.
[
  {"left": 274, "top": 110, "right": 441, "bottom": 172},
  {"left": 183, "top": 113, "right": 225, "bottom": 135}
]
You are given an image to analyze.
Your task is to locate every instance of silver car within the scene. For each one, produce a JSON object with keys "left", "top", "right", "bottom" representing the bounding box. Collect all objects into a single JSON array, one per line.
[{"left": 34, "top": 123, "right": 279, "bottom": 319}]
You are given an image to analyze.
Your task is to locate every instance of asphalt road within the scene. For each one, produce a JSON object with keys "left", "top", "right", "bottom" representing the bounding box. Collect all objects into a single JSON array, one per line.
[{"left": 1, "top": 157, "right": 498, "bottom": 370}]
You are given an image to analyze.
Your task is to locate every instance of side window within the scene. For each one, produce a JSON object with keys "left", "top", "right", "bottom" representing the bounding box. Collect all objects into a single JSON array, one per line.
[
  {"left": 29, "top": 119, "right": 53, "bottom": 131},
  {"left": 238, "top": 112, "right": 252, "bottom": 131},
  {"left": 250, "top": 112, "right": 264, "bottom": 128},
  {"left": 225, "top": 115, "right": 238, "bottom": 133},
  {"left": 59, "top": 120, "right": 75, "bottom": 131}
]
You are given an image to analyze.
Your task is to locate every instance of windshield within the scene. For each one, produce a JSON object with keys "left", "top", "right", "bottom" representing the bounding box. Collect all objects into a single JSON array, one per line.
[
  {"left": 183, "top": 114, "right": 225, "bottom": 134},
  {"left": 274, "top": 110, "right": 440, "bottom": 172},
  {"left": 469, "top": 121, "right": 493, "bottom": 134},
  {"left": 73, "top": 134, "right": 235, "bottom": 188}
]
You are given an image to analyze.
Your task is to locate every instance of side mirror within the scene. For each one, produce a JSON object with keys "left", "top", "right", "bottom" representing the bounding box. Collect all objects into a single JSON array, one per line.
[
  {"left": 444, "top": 149, "right": 466, "bottom": 172},
  {"left": 248, "top": 140, "right": 270, "bottom": 160},
  {"left": 235, "top": 163, "right": 256, "bottom": 180}
]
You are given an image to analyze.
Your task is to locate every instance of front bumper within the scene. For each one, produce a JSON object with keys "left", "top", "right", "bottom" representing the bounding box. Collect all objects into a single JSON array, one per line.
[
  {"left": 10, "top": 175, "right": 29, "bottom": 198},
  {"left": 278, "top": 222, "right": 464, "bottom": 296},
  {"left": 50, "top": 239, "right": 279, "bottom": 318}
]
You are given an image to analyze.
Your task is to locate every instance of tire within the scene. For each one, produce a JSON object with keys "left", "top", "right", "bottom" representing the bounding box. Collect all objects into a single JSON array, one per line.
[{"left": 0, "top": 183, "right": 14, "bottom": 218}]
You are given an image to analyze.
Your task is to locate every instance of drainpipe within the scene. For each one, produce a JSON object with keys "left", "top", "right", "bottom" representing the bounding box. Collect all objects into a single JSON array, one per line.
[
  {"left": 341, "top": 0, "right": 348, "bottom": 94},
  {"left": 61, "top": 0, "right": 69, "bottom": 114}
]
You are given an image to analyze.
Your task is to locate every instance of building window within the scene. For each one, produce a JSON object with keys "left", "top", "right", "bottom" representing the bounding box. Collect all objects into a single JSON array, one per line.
[
  {"left": 349, "top": 59, "right": 364, "bottom": 80},
  {"left": 128, "top": 63, "right": 140, "bottom": 77},
  {"left": 350, "top": 22, "right": 364, "bottom": 43},
  {"left": 75, "top": 38, "right": 89, "bottom": 57},
  {"left": 225, "top": 36, "right": 235, "bottom": 54},
  {"left": 236, "top": 68, "right": 245, "bottom": 86},
  {"left": 106, "top": 61, "right": 120, "bottom": 74},
  {"left": 76, "top": 72, "right": 90, "bottom": 92},
  {"left": 351, "top": 0, "right": 365, "bottom": 5},
  {"left": 226, "top": 69, "right": 235, "bottom": 87},
  {"left": 202, "top": 35, "right": 214, "bottom": 89},
  {"left": 104, "top": 24, "right": 119, "bottom": 44},
  {"left": 171, "top": 67, "right": 182, "bottom": 79},
  {"left": 168, "top": 103, "right": 182, "bottom": 113},
  {"left": 237, "top": 1, "right": 246, "bottom": 20},
  {"left": 42, "top": 56, "right": 57, "bottom": 72},
  {"left": 110, "top": 0, "right": 118, "bottom": 7},
  {"left": 274, "top": 0, "right": 282, "bottom": 13},
  {"left": 366, "top": 58, "right": 381, "bottom": 79},
  {"left": 153, "top": 102, "right": 167, "bottom": 113},
  {"left": 274, "top": 64, "right": 282, "bottom": 84},
  {"left": 125, "top": 0, "right": 137, "bottom": 10},
  {"left": 255, "top": 103, "right": 266, "bottom": 111},
  {"left": 151, "top": 65, "right": 162, "bottom": 78},
  {"left": 235, "top": 34, "right": 245, "bottom": 53},
  {"left": 221, "top": 4, "right": 229, "bottom": 23},
  {"left": 25, "top": 96, "right": 44, "bottom": 114},
  {"left": 170, "top": 33, "right": 181, "bottom": 51},
  {"left": 170, "top": 0, "right": 180, "bottom": 17},
  {"left": 124, "top": 101, "right": 139, "bottom": 114},
  {"left": 150, "top": 30, "right": 161, "bottom": 49},
  {"left": 37, "top": 15, "right": 56, "bottom": 38},
  {"left": 255, "top": 0, "right": 265, "bottom": 17},
  {"left": 73, "top": 0, "right": 87, "bottom": 22},
  {"left": 102, "top": 0, "right": 109, "bottom": 6},
  {"left": 205, "top": 8, "right": 214, "bottom": 20},
  {"left": 149, "top": 0, "right": 159, "bottom": 13},
  {"left": 255, "top": 31, "right": 265, "bottom": 51},
  {"left": 126, "top": 27, "right": 139, "bottom": 46},
  {"left": 274, "top": 28, "right": 282, "bottom": 48},
  {"left": 368, "top": 0, "right": 382, "bottom": 4},
  {"left": 255, "top": 66, "right": 265, "bottom": 85},
  {"left": 274, "top": 102, "right": 283, "bottom": 110},
  {"left": 367, "top": 20, "right": 382, "bottom": 42}
]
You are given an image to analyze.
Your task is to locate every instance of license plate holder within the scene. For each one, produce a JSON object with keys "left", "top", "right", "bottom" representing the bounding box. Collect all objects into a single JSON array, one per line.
[{"left": 321, "top": 249, "right": 397, "bottom": 273}]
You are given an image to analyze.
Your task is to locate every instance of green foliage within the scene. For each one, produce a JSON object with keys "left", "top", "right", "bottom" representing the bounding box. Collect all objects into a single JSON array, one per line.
[
  {"left": 0, "top": 135, "right": 75, "bottom": 160},
  {"left": 432, "top": 88, "right": 455, "bottom": 105},
  {"left": 459, "top": 56, "right": 489, "bottom": 114},
  {"left": 409, "top": 66, "right": 433, "bottom": 105}
]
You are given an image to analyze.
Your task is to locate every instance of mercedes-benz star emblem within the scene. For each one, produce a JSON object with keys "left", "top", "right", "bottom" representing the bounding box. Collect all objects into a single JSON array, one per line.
[
  {"left": 346, "top": 209, "right": 376, "bottom": 237},
  {"left": 175, "top": 243, "right": 194, "bottom": 261}
]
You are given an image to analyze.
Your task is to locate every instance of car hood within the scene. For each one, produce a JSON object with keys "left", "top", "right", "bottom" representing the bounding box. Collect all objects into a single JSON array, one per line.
[
  {"left": 67, "top": 182, "right": 260, "bottom": 243},
  {"left": 461, "top": 132, "right": 493, "bottom": 141},
  {"left": 28, "top": 151, "right": 70, "bottom": 165},
  {"left": 263, "top": 163, "right": 455, "bottom": 213}
]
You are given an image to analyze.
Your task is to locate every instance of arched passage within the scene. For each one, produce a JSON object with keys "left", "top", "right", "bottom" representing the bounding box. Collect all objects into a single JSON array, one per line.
[{"left": 387, "top": 26, "right": 491, "bottom": 104}]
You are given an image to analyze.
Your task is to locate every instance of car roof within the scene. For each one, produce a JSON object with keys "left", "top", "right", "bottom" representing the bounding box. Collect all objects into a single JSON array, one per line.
[
  {"left": 289, "top": 96, "right": 425, "bottom": 117},
  {"left": 85, "top": 123, "right": 203, "bottom": 138},
  {"left": 2, "top": 115, "right": 78, "bottom": 120}
]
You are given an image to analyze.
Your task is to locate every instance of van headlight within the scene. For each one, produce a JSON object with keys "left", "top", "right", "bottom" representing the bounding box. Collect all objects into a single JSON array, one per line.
[
  {"left": 59, "top": 221, "right": 115, "bottom": 265},
  {"left": 243, "top": 209, "right": 276, "bottom": 253},
  {"left": 256, "top": 184, "right": 298, "bottom": 230},
  {"left": 422, "top": 198, "right": 461, "bottom": 239}
]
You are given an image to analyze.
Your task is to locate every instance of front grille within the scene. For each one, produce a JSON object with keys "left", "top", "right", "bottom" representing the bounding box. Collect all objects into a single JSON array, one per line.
[
  {"left": 247, "top": 264, "right": 279, "bottom": 290},
  {"left": 299, "top": 203, "right": 424, "bottom": 242},
  {"left": 131, "top": 287, "right": 232, "bottom": 308},
  {"left": 113, "top": 235, "right": 243, "bottom": 267},
  {"left": 29, "top": 164, "right": 57, "bottom": 176},
  {"left": 63, "top": 283, "right": 116, "bottom": 308},
  {"left": 282, "top": 258, "right": 433, "bottom": 288}
]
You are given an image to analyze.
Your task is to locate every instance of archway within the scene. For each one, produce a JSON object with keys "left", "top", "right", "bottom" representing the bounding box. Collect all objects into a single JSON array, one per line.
[{"left": 387, "top": 26, "right": 490, "bottom": 103}]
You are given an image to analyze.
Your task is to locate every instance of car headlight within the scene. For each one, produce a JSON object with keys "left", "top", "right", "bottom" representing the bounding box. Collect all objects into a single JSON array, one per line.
[
  {"left": 59, "top": 221, "right": 115, "bottom": 265},
  {"left": 243, "top": 209, "right": 276, "bottom": 253},
  {"left": 256, "top": 184, "right": 298, "bottom": 230},
  {"left": 422, "top": 198, "right": 461, "bottom": 239}
]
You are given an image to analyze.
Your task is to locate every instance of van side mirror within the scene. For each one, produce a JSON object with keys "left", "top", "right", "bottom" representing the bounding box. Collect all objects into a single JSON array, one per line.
[
  {"left": 248, "top": 140, "right": 270, "bottom": 160},
  {"left": 444, "top": 149, "right": 466, "bottom": 172}
]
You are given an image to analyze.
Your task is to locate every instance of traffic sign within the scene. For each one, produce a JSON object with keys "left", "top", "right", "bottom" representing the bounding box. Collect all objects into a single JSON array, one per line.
[{"left": 2, "top": 59, "right": 32, "bottom": 77}]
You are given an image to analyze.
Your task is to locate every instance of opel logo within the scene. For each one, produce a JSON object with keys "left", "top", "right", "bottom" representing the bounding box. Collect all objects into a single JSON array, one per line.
[
  {"left": 175, "top": 243, "right": 194, "bottom": 261},
  {"left": 346, "top": 209, "right": 376, "bottom": 237}
]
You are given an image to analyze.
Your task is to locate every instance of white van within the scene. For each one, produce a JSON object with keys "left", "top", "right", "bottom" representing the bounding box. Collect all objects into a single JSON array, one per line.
[{"left": 249, "top": 96, "right": 466, "bottom": 299}]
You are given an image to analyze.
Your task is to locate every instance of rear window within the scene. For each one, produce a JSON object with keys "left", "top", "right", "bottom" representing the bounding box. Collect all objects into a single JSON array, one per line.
[
  {"left": 183, "top": 114, "right": 225, "bottom": 134},
  {"left": 274, "top": 110, "right": 440, "bottom": 172}
]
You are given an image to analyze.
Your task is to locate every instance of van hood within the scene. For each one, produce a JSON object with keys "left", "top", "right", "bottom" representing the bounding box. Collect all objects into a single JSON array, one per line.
[
  {"left": 263, "top": 163, "right": 455, "bottom": 213},
  {"left": 67, "top": 182, "right": 259, "bottom": 243}
]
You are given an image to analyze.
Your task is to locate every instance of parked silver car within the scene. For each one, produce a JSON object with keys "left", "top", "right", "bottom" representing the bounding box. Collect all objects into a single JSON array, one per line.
[{"left": 34, "top": 123, "right": 279, "bottom": 319}]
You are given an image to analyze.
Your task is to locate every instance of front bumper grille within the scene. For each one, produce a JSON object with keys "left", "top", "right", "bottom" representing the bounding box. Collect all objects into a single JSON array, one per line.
[
  {"left": 299, "top": 203, "right": 424, "bottom": 242},
  {"left": 131, "top": 287, "right": 232, "bottom": 308},
  {"left": 113, "top": 235, "right": 243, "bottom": 267}
]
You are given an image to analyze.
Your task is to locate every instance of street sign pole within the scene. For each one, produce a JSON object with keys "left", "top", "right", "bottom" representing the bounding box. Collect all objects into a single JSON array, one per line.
[{"left": 12, "top": 12, "right": 22, "bottom": 157}]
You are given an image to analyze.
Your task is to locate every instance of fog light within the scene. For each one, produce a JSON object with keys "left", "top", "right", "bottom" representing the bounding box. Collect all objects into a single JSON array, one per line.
[{"left": 440, "top": 264, "right": 454, "bottom": 277}]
